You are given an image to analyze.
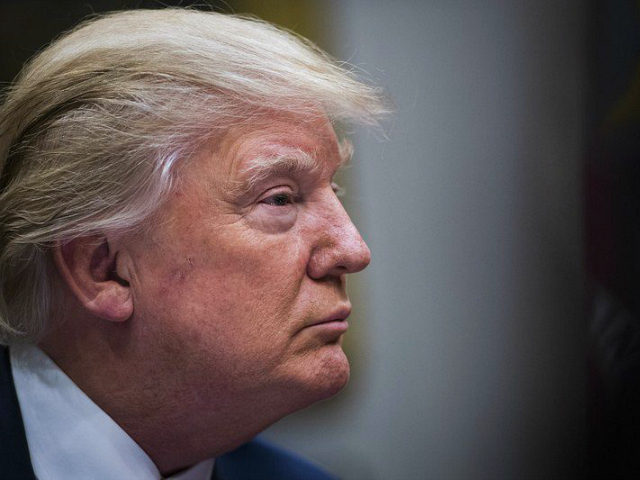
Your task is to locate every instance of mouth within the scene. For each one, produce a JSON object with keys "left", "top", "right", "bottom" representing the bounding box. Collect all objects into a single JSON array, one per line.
[
  {"left": 313, "top": 305, "right": 351, "bottom": 325},
  {"left": 302, "top": 305, "right": 352, "bottom": 336}
]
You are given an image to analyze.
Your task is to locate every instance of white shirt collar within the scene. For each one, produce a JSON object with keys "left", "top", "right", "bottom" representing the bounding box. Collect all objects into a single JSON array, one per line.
[{"left": 10, "top": 344, "right": 214, "bottom": 480}]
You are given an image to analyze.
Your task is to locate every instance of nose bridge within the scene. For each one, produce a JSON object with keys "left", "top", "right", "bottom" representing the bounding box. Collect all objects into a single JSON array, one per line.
[{"left": 325, "top": 195, "right": 363, "bottom": 247}]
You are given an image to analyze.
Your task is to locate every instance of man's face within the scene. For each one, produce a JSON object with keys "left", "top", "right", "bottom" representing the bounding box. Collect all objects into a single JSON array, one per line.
[{"left": 122, "top": 112, "right": 370, "bottom": 422}]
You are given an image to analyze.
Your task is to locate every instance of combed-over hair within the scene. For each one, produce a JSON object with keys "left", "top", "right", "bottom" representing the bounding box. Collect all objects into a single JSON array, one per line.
[{"left": 0, "top": 8, "right": 386, "bottom": 345}]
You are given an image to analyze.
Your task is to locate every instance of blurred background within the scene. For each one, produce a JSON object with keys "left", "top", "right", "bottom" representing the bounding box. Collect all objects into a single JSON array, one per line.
[{"left": 4, "top": 0, "right": 636, "bottom": 478}]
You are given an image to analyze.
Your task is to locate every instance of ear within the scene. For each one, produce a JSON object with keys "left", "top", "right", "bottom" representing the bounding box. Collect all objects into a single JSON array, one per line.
[{"left": 52, "top": 236, "right": 133, "bottom": 322}]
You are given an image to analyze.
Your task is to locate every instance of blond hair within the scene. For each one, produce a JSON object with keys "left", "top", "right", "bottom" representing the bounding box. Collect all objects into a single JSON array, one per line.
[{"left": 0, "top": 8, "right": 386, "bottom": 344}]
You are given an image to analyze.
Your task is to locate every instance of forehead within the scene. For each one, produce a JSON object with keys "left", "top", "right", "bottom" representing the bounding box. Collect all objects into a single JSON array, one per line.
[{"left": 215, "top": 112, "right": 344, "bottom": 179}]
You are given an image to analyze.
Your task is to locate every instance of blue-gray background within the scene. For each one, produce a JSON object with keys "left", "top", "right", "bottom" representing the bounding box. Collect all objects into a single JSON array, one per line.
[{"left": 264, "top": 2, "right": 585, "bottom": 478}]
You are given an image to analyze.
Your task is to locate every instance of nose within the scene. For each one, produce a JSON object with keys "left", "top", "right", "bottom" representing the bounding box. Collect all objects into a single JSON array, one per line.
[{"left": 306, "top": 194, "right": 371, "bottom": 280}]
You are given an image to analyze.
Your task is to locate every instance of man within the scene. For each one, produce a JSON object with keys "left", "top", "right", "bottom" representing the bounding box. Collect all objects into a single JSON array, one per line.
[{"left": 0, "top": 8, "right": 385, "bottom": 479}]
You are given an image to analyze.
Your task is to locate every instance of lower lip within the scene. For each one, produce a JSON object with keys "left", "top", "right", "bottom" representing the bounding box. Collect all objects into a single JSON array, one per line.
[{"left": 307, "top": 320, "right": 349, "bottom": 335}]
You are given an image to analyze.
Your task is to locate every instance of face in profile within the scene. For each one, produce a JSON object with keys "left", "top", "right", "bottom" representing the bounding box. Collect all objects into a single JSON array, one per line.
[{"left": 120, "top": 111, "right": 371, "bottom": 423}]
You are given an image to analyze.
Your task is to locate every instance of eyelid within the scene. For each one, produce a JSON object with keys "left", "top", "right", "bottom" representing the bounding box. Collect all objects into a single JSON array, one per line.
[{"left": 257, "top": 184, "right": 297, "bottom": 204}]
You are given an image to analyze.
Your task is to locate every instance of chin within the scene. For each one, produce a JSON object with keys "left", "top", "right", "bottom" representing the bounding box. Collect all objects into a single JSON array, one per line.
[{"left": 302, "top": 344, "right": 351, "bottom": 402}]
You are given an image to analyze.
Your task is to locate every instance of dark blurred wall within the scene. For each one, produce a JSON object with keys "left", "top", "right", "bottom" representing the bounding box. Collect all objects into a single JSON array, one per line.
[{"left": 587, "top": 1, "right": 640, "bottom": 478}]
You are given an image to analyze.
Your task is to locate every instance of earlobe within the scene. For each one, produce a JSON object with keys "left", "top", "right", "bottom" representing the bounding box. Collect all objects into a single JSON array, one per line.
[{"left": 52, "top": 237, "right": 133, "bottom": 322}]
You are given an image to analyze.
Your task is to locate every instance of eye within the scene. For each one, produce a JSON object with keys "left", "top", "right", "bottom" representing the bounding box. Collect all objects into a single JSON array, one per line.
[
  {"left": 260, "top": 191, "right": 295, "bottom": 207},
  {"left": 250, "top": 187, "right": 298, "bottom": 233}
]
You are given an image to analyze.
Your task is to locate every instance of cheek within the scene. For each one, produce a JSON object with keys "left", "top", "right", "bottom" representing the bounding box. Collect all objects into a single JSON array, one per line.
[
  {"left": 212, "top": 238, "right": 308, "bottom": 336},
  {"left": 140, "top": 228, "right": 311, "bottom": 350}
]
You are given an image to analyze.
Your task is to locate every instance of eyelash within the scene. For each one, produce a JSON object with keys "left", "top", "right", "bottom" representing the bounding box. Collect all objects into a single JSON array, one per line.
[
  {"left": 259, "top": 182, "right": 344, "bottom": 208},
  {"left": 261, "top": 192, "right": 295, "bottom": 207}
]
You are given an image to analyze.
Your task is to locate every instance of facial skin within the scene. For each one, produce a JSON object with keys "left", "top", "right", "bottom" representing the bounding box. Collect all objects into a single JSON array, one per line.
[{"left": 42, "top": 111, "right": 370, "bottom": 473}]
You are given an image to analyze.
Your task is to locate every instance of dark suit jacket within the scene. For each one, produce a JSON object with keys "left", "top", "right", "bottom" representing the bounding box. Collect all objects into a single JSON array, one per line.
[{"left": 0, "top": 347, "right": 336, "bottom": 479}]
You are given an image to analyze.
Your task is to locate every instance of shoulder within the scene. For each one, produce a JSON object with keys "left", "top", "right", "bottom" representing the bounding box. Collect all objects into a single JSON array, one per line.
[
  {"left": 214, "top": 437, "right": 338, "bottom": 480},
  {"left": 0, "top": 345, "right": 37, "bottom": 479}
]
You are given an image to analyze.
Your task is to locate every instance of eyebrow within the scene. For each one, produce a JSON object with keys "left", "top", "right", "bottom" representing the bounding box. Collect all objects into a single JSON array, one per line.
[{"left": 227, "top": 139, "right": 353, "bottom": 198}]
